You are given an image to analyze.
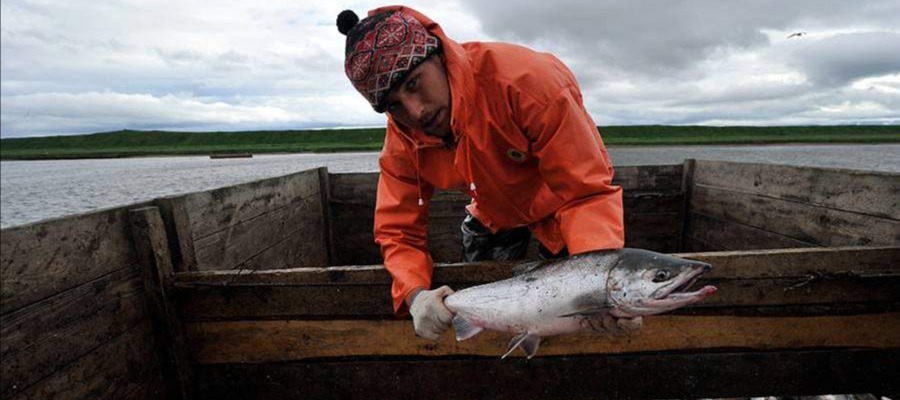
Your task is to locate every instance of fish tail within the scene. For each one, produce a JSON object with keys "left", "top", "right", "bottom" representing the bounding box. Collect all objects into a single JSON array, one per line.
[{"left": 452, "top": 315, "right": 484, "bottom": 341}]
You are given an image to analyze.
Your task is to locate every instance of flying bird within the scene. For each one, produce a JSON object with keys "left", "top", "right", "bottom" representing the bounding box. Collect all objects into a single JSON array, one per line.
[{"left": 787, "top": 31, "right": 807, "bottom": 39}]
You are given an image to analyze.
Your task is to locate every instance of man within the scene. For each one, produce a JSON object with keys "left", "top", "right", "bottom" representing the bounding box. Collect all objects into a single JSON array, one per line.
[{"left": 337, "top": 6, "right": 633, "bottom": 340}]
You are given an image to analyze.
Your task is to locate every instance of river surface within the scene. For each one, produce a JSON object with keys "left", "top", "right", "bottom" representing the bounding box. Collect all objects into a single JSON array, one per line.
[{"left": 1, "top": 144, "right": 898, "bottom": 229}]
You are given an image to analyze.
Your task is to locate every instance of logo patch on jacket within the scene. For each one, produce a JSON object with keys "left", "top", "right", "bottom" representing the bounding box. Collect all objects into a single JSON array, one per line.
[{"left": 506, "top": 148, "right": 527, "bottom": 162}]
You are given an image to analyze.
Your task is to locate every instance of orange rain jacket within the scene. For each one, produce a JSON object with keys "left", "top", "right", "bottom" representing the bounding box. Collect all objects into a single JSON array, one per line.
[{"left": 372, "top": 6, "right": 625, "bottom": 314}]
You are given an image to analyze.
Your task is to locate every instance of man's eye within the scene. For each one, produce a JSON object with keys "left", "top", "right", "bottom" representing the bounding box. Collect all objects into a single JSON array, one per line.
[{"left": 406, "top": 77, "right": 417, "bottom": 90}]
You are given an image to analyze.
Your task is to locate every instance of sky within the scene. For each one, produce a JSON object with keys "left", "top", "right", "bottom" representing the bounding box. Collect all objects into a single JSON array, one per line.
[{"left": 1, "top": 0, "right": 899, "bottom": 138}]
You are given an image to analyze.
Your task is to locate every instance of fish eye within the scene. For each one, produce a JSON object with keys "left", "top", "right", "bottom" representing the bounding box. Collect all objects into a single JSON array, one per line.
[{"left": 653, "top": 269, "right": 671, "bottom": 282}]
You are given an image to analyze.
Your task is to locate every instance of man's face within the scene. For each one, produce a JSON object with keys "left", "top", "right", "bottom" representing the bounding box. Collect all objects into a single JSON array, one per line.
[{"left": 383, "top": 55, "right": 452, "bottom": 138}]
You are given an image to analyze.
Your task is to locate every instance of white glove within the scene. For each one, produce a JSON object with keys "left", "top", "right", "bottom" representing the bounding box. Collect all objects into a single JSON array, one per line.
[
  {"left": 584, "top": 315, "right": 643, "bottom": 336},
  {"left": 409, "top": 286, "right": 455, "bottom": 340}
]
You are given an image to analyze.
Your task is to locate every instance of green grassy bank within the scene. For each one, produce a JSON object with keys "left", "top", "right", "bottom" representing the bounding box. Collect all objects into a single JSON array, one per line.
[{"left": 1, "top": 125, "right": 897, "bottom": 160}]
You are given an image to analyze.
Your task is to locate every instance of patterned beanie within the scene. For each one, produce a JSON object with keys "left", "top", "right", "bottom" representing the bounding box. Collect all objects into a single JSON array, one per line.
[{"left": 337, "top": 10, "right": 442, "bottom": 113}]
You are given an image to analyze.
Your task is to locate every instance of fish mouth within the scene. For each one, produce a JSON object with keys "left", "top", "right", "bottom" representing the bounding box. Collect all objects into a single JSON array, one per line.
[{"left": 648, "top": 263, "right": 717, "bottom": 309}]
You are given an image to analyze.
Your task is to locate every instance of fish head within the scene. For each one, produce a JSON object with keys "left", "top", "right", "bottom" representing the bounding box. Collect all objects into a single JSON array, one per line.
[{"left": 605, "top": 249, "right": 717, "bottom": 318}]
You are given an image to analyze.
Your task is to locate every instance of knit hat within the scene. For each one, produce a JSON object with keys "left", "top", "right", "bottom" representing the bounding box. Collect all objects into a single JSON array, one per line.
[{"left": 337, "top": 9, "right": 442, "bottom": 113}]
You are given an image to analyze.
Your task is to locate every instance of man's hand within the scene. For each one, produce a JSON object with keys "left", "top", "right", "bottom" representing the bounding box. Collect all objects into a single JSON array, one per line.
[
  {"left": 408, "top": 286, "right": 455, "bottom": 340},
  {"left": 584, "top": 315, "right": 643, "bottom": 336}
]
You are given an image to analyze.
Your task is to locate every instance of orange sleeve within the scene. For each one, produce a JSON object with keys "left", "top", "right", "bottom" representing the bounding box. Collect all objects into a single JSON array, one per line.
[
  {"left": 374, "top": 138, "right": 435, "bottom": 316},
  {"left": 519, "top": 84, "right": 625, "bottom": 254}
]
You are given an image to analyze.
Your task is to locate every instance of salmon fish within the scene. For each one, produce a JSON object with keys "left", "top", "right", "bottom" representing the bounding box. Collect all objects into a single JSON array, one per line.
[{"left": 443, "top": 248, "right": 717, "bottom": 358}]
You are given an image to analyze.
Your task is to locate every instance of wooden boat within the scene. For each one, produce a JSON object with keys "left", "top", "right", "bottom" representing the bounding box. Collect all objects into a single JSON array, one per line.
[
  {"left": 209, "top": 153, "right": 253, "bottom": 159},
  {"left": 1, "top": 160, "right": 898, "bottom": 400}
]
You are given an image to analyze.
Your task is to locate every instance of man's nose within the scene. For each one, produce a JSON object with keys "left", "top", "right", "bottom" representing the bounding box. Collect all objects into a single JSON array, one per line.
[{"left": 402, "top": 97, "right": 427, "bottom": 124}]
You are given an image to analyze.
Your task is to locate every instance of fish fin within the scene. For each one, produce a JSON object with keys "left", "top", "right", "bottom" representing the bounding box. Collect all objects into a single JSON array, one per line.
[
  {"left": 501, "top": 333, "right": 529, "bottom": 359},
  {"left": 501, "top": 333, "right": 541, "bottom": 359},
  {"left": 520, "top": 334, "right": 541, "bottom": 359},
  {"left": 511, "top": 260, "right": 547, "bottom": 276},
  {"left": 557, "top": 306, "right": 613, "bottom": 318},
  {"left": 452, "top": 315, "right": 484, "bottom": 341}
]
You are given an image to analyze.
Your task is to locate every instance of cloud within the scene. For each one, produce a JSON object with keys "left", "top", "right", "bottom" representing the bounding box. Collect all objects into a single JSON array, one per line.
[
  {"left": 1, "top": 0, "right": 899, "bottom": 137},
  {"left": 789, "top": 32, "right": 900, "bottom": 87},
  {"left": 458, "top": 0, "right": 900, "bottom": 74},
  {"left": 0, "top": 91, "right": 383, "bottom": 136}
]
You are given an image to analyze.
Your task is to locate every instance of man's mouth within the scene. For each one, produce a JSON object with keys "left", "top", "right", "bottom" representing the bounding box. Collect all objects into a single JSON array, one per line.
[{"left": 424, "top": 109, "right": 441, "bottom": 131}]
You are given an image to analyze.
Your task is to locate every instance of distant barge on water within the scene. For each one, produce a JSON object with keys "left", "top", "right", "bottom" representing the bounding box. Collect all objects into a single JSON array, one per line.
[{"left": 209, "top": 152, "right": 253, "bottom": 159}]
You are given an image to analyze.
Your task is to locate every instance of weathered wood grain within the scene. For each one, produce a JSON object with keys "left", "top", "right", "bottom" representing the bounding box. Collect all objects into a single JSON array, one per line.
[
  {"left": 684, "top": 212, "right": 819, "bottom": 251},
  {"left": 613, "top": 164, "right": 683, "bottom": 191},
  {"left": 0, "top": 268, "right": 148, "bottom": 399},
  {"left": 693, "top": 160, "right": 900, "bottom": 219},
  {"left": 327, "top": 172, "right": 377, "bottom": 203},
  {"left": 185, "top": 313, "right": 900, "bottom": 363},
  {"left": 9, "top": 323, "right": 164, "bottom": 400},
  {"left": 327, "top": 165, "right": 685, "bottom": 204},
  {"left": 129, "top": 206, "right": 193, "bottom": 400},
  {"left": 624, "top": 213, "right": 680, "bottom": 253},
  {"left": 0, "top": 204, "right": 148, "bottom": 314},
  {"left": 180, "top": 168, "right": 323, "bottom": 239},
  {"left": 176, "top": 246, "right": 898, "bottom": 286},
  {"left": 193, "top": 349, "right": 900, "bottom": 400},
  {"left": 692, "top": 185, "right": 900, "bottom": 246},
  {"left": 330, "top": 191, "right": 683, "bottom": 265},
  {"left": 317, "top": 167, "right": 335, "bottom": 265},
  {"left": 175, "top": 247, "right": 900, "bottom": 320},
  {"left": 155, "top": 195, "right": 198, "bottom": 272},
  {"left": 191, "top": 193, "right": 326, "bottom": 270},
  {"left": 162, "top": 168, "right": 327, "bottom": 271},
  {"left": 178, "top": 276, "right": 900, "bottom": 320}
]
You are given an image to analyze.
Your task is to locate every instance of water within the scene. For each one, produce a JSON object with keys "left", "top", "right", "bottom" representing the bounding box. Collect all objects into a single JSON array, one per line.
[{"left": 2, "top": 144, "right": 898, "bottom": 229}]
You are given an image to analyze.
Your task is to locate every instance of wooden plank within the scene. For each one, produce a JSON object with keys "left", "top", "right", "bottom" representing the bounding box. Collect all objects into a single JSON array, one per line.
[
  {"left": 679, "top": 159, "right": 695, "bottom": 251},
  {"left": 612, "top": 164, "right": 683, "bottom": 191},
  {"left": 317, "top": 167, "right": 336, "bottom": 265},
  {"left": 692, "top": 185, "right": 900, "bottom": 246},
  {"left": 330, "top": 192, "right": 680, "bottom": 220},
  {"left": 176, "top": 246, "right": 898, "bottom": 286},
  {"left": 329, "top": 214, "right": 380, "bottom": 265},
  {"left": 673, "top": 246, "right": 900, "bottom": 276},
  {"left": 175, "top": 247, "right": 900, "bottom": 320},
  {"left": 193, "top": 349, "right": 900, "bottom": 400},
  {"left": 624, "top": 213, "right": 680, "bottom": 253},
  {"left": 185, "top": 313, "right": 900, "bottom": 363},
  {"left": 181, "top": 168, "right": 322, "bottom": 239},
  {"left": 10, "top": 323, "right": 164, "bottom": 400},
  {"left": 330, "top": 191, "right": 683, "bottom": 265},
  {"left": 121, "top": 372, "right": 167, "bottom": 400},
  {"left": 693, "top": 160, "right": 900, "bottom": 219},
  {"left": 155, "top": 196, "right": 198, "bottom": 272},
  {"left": 191, "top": 193, "right": 326, "bottom": 270},
  {"left": 684, "top": 212, "right": 819, "bottom": 252},
  {"left": 328, "top": 172, "right": 377, "bottom": 203},
  {"left": 1, "top": 204, "right": 148, "bottom": 314},
  {"left": 178, "top": 276, "right": 900, "bottom": 320},
  {"left": 327, "top": 165, "right": 683, "bottom": 204},
  {"left": 0, "top": 267, "right": 147, "bottom": 399},
  {"left": 129, "top": 206, "right": 193, "bottom": 400}
]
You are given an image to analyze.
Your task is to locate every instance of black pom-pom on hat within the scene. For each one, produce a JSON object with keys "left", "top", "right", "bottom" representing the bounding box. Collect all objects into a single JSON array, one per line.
[{"left": 337, "top": 10, "right": 359, "bottom": 35}]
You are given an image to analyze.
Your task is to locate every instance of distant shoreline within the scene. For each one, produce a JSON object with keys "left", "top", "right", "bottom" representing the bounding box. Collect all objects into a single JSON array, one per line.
[{"left": 2, "top": 125, "right": 897, "bottom": 160}]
